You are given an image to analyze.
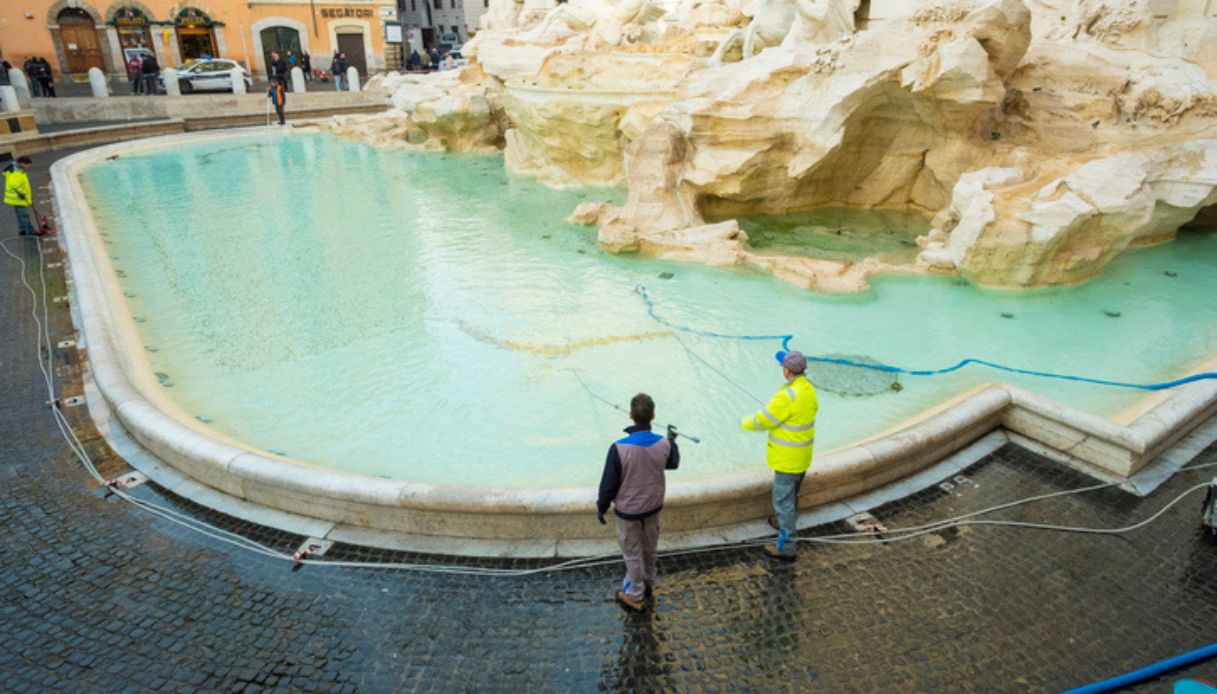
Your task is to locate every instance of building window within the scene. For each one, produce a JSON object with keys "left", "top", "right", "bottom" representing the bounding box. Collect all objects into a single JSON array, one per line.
[
  {"left": 434, "top": 0, "right": 441, "bottom": 9},
  {"left": 484, "top": 0, "right": 488, "bottom": 7},
  {"left": 450, "top": 0, "right": 456, "bottom": 8},
  {"left": 411, "top": 0, "right": 416, "bottom": 10}
]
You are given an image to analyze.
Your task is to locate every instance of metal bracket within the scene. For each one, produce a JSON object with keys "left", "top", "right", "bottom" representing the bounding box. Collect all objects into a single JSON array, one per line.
[{"left": 291, "top": 537, "right": 335, "bottom": 571}]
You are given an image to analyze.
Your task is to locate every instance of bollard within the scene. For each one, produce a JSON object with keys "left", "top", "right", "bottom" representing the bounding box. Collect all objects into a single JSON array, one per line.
[
  {"left": 8, "top": 69, "right": 31, "bottom": 100},
  {"left": 230, "top": 66, "right": 246, "bottom": 94},
  {"left": 162, "top": 68, "right": 180, "bottom": 96},
  {"left": 0, "top": 86, "right": 19, "bottom": 113},
  {"left": 290, "top": 66, "right": 306, "bottom": 93},
  {"left": 88, "top": 67, "right": 109, "bottom": 98},
  {"left": 346, "top": 66, "right": 360, "bottom": 92}
]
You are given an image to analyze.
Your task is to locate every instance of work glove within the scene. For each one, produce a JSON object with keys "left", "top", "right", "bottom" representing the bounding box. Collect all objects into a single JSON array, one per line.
[
  {"left": 667, "top": 424, "right": 677, "bottom": 443},
  {"left": 596, "top": 510, "right": 606, "bottom": 525}
]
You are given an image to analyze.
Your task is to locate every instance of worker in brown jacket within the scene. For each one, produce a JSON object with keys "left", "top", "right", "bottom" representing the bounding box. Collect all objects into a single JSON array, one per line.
[{"left": 596, "top": 393, "right": 680, "bottom": 612}]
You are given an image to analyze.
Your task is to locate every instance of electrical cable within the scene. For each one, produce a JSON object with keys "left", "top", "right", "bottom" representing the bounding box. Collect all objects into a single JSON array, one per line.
[{"left": 4, "top": 237, "right": 1215, "bottom": 576}]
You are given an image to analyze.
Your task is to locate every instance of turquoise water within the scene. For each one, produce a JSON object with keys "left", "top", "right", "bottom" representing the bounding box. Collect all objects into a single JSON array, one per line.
[
  {"left": 737, "top": 208, "right": 930, "bottom": 263},
  {"left": 79, "top": 131, "right": 1217, "bottom": 487}
]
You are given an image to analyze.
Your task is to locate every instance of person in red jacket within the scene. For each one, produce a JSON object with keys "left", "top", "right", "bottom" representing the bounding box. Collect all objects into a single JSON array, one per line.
[{"left": 596, "top": 393, "right": 680, "bottom": 612}]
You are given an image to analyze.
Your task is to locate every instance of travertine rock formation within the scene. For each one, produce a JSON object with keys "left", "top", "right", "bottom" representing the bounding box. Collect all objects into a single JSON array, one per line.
[{"left": 334, "top": 0, "right": 1217, "bottom": 292}]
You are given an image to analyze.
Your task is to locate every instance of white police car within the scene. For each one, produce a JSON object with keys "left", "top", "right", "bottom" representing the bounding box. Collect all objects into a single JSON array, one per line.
[{"left": 161, "top": 59, "right": 253, "bottom": 94}]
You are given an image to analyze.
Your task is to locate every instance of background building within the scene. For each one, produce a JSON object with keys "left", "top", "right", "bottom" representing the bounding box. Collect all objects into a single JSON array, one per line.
[
  {"left": 396, "top": 0, "right": 486, "bottom": 53},
  {"left": 0, "top": 0, "right": 400, "bottom": 82}
]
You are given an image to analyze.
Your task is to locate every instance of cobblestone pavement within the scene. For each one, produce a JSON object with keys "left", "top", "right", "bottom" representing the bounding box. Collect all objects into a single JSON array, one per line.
[{"left": 2, "top": 150, "right": 1216, "bottom": 692}]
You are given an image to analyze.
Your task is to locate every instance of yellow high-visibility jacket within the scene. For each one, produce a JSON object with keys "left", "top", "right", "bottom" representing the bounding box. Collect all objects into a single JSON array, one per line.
[
  {"left": 741, "top": 373, "right": 818, "bottom": 474},
  {"left": 4, "top": 166, "right": 31, "bottom": 207}
]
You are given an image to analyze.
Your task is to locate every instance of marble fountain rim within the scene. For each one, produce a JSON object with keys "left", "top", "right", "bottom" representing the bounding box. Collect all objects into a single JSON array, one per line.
[{"left": 49, "top": 128, "right": 1217, "bottom": 554}]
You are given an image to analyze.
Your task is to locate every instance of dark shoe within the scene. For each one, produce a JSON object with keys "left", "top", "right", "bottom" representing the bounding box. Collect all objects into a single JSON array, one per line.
[
  {"left": 767, "top": 515, "right": 780, "bottom": 531},
  {"left": 762, "top": 544, "right": 796, "bottom": 561},
  {"left": 616, "top": 590, "right": 646, "bottom": 612}
]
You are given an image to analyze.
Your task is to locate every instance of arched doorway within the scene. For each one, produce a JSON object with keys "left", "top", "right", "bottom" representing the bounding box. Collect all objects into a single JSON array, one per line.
[
  {"left": 175, "top": 7, "right": 218, "bottom": 61},
  {"left": 111, "top": 7, "right": 154, "bottom": 69},
  {"left": 260, "top": 26, "right": 301, "bottom": 76},
  {"left": 58, "top": 8, "right": 106, "bottom": 78}
]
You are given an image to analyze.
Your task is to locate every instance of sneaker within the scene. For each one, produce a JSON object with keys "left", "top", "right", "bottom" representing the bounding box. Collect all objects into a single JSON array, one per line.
[
  {"left": 762, "top": 544, "right": 796, "bottom": 561},
  {"left": 616, "top": 590, "right": 646, "bottom": 612}
]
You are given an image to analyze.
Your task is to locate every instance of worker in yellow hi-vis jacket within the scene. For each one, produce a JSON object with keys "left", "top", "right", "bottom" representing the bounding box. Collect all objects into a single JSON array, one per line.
[
  {"left": 3, "top": 156, "right": 34, "bottom": 237},
  {"left": 741, "top": 350, "right": 818, "bottom": 560}
]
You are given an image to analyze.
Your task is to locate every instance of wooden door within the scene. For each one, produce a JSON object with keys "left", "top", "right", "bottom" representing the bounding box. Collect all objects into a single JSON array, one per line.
[
  {"left": 337, "top": 33, "right": 367, "bottom": 76},
  {"left": 59, "top": 14, "right": 105, "bottom": 77}
]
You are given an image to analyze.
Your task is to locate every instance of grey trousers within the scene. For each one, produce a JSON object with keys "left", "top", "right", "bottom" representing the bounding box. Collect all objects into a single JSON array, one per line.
[
  {"left": 617, "top": 513, "right": 660, "bottom": 600},
  {"left": 13, "top": 207, "right": 34, "bottom": 235},
  {"left": 772, "top": 471, "right": 805, "bottom": 556}
]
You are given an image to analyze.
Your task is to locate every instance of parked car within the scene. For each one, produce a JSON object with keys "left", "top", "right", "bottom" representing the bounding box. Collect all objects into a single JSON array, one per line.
[
  {"left": 438, "top": 32, "right": 463, "bottom": 53},
  {"left": 160, "top": 59, "right": 252, "bottom": 94}
]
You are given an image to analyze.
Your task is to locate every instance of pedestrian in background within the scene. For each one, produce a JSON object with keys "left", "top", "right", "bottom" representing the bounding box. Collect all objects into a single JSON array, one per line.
[
  {"left": 330, "top": 51, "right": 347, "bottom": 91},
  {"left": 269, "top": 51, "right": 288, "bottom": 88},
  {"left": 740, "top": 350, "right": 818, "bottom": 560},
  {"left": 596, "top": 393, "right": 680, "bottom": 612},
  {"left": 23, "top": 58, "right": 41, "bottom": 97},
  {"left": 35, "top": 58, "right": 55, "bottom": 97},
  {"left": 0, "top": 56, "right": 12, "bottom": 87},
  {"left": 4, "top": 156, "right": 36, "bottom": 237},
  {"left": 127, "top": 53, "right": 144, "bottom": 95},
  {"left": 140, "top": 52, "right": 160, "bottom": 95},
  {"left": 301, "top": 52, "right": 312, "bottom": 82}
]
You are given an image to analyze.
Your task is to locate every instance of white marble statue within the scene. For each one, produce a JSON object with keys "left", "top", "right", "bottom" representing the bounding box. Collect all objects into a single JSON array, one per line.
[
  {"left": 709, "top": 0, "right": 856, "bottom": 65},
  {"left": 523, "top": 0, "right": 667, "bottom": 47},
  {"left": 782, "top": 0, "right": 859, "bottom": 47},
  {"left": 708, "top": 0, "right": 795, "bottom": 65},
  {"left": 669, "top": 0, "right": 743, "bottom": 28},
  {"left": 481, "top": 0, "right": 525, "bottom": 30}
]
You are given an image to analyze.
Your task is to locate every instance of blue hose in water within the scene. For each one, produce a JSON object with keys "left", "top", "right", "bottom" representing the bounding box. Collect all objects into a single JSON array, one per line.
[
  {"left": 1063, "top": 642, "right": 1217, "bottom": 693},
  {"left": 633, "top": 284, "right": 1217, "bottom": 392}
]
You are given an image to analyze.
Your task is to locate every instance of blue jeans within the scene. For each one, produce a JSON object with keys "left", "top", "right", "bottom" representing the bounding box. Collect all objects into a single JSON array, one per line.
[
  {"left": 333, "top": 74, "right": 344, "bottom": 91},
  {"left": 13, "top": 206, "right": 34, "bottom": 235},
  {"left": 772, "top": 471, "right": 805, "bottom": 556}
]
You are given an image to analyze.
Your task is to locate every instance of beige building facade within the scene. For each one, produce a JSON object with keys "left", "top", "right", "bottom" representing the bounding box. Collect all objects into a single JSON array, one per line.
[{"left": 0, "top": 0, "right": 401, "bottom": 81}]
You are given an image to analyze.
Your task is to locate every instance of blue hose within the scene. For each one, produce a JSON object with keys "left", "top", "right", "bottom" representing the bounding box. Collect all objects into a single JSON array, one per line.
[
  {"left": 1063, "top": 642, "right": 1217, "bottom": 693},
  {"left": 633, "top": 284, "right": 1217, "bottom": 392}
]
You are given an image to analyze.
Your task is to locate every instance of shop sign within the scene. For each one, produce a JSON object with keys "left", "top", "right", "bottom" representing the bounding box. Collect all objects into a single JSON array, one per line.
[
  {"left": 175, "top": 7, "right": 213, "bottom": 26},
  {"left": 113, "top": 8, "right": 148, "bottom": 27},
  {"left": 320, "top": 7, "right": 376, "bottom": 18}
]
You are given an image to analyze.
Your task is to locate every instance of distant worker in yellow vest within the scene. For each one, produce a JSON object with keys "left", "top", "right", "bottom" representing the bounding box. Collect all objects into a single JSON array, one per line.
[
  {"left": 741, "top": 349, "right": 818, "bottom": 560},
  {"left": 3, "top": 156, "right": 35, "bottom": 237}
]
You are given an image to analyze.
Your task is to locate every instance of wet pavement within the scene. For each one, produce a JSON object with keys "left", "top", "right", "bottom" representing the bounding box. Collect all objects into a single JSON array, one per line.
[{"left": 2, "top": 149, "right": 1216, "bottom": 691}]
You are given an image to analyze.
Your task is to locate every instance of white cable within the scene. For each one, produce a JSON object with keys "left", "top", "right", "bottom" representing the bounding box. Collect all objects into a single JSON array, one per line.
[{"left": 4, "top": 236, "right": 1215, "bottom": 577}]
